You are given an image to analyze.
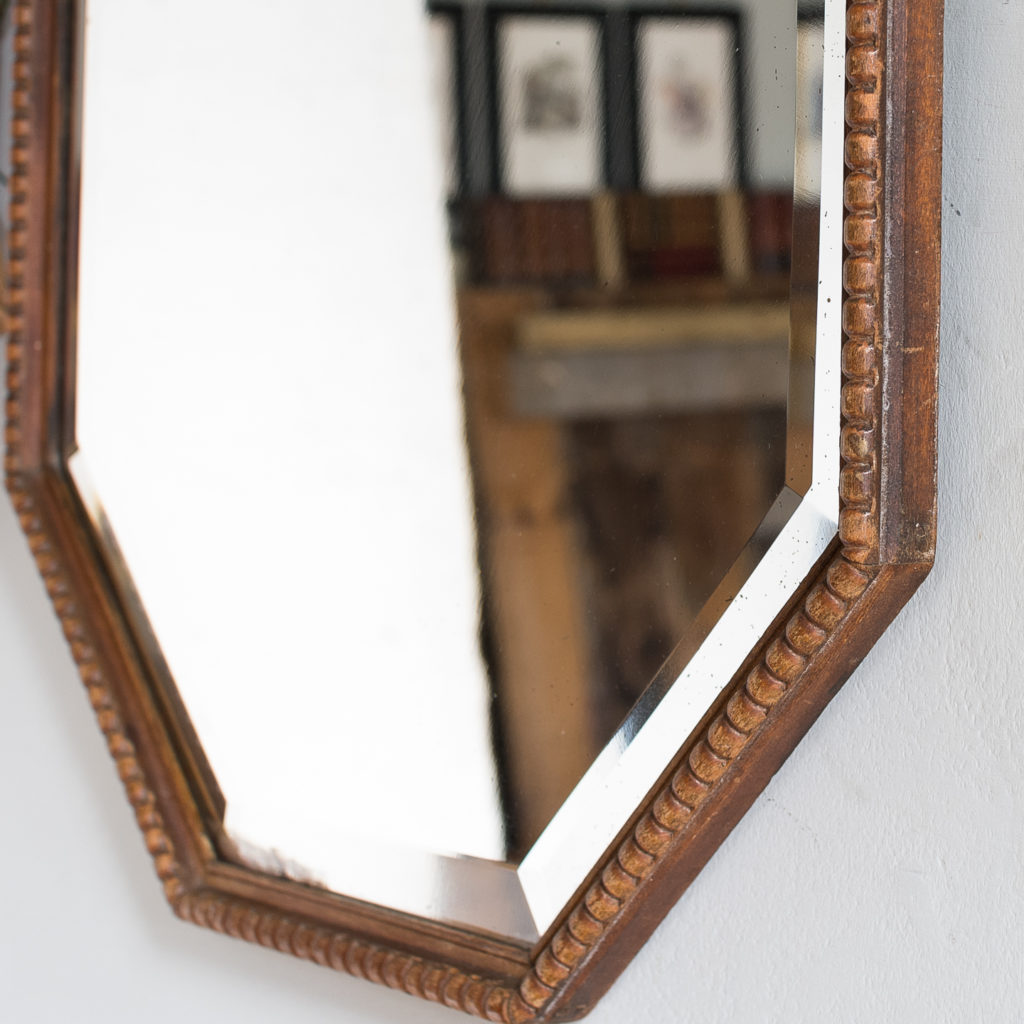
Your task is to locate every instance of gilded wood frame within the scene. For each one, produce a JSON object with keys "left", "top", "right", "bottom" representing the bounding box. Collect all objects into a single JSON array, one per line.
[{"left": 4, "top": 0, "right": 943, "bottom": 1019}]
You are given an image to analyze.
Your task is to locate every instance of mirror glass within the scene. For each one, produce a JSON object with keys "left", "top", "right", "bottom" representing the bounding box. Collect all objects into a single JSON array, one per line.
[{"left": 70, "top": 0, "right": 842, "bottom": 942}]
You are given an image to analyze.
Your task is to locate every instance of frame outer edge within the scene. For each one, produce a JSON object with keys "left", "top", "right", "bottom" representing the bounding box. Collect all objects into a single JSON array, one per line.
[{"left": 877, "top": 0, "right": 942, "bottom": 565}]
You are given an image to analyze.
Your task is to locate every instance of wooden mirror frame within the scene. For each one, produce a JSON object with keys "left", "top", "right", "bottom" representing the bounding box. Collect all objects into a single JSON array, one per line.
[{"left": 3, "top": 0, "right": 942, "bottom": 1020}]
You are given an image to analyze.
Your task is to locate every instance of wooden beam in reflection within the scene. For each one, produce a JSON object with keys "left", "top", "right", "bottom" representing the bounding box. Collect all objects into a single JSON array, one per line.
[
  {"left": 458, "top": 290, "right": 597, "bottom": 858},
  {"left": 513, "top": 302, "right": 790, "bottom": 420},
  {"left": 717, "top": 190, "right": 753, "bottom": 286},
  {"left": 511, "top": 343, "right": 789, "bottom": 420},
  {"left": 518, "top": 301, "right": 789, "bottom": 352},
  {"left": 590, "top": 192, "right": 627, "bottom": 292}
]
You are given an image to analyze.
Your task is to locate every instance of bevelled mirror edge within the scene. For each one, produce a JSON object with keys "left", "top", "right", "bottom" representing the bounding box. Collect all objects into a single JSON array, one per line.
[{"left": 3, "top": 0, "right": 942, "bottom": 1022}]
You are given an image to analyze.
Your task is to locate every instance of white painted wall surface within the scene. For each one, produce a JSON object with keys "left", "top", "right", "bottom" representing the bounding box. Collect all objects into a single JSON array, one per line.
[{"left": 2, "top": 2, "right": 1022, "bottom": 1021}]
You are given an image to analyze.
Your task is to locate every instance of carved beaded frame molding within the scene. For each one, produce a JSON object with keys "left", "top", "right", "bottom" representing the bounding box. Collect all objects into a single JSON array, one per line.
[{"left": 5, "top": 0, "right": 942, "bottom": 1021}]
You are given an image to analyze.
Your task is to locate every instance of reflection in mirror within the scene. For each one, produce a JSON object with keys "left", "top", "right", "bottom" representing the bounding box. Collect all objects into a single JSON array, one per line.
[{"left": 70, "top": 0, "right": 841, "bottom": 941}]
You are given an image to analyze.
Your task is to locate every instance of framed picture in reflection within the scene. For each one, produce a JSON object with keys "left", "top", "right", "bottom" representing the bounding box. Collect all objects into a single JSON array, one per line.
[
  {"left": 427, "top": 4, "right": 463, "bottom": 198},
  {"left": 633, "top": 14, "right": 742, "bottom": 192},
  {"left": 493, "top": 11, "right": 605, "bottom": 196}
]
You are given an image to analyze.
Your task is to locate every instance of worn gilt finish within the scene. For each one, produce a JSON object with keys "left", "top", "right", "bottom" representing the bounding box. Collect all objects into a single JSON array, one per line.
[{"left": 5, "top": 0, "right": 941, "bottom": 1020}]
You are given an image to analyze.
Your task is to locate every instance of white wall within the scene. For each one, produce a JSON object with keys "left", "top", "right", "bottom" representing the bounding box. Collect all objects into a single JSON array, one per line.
[{"left": 3, "top": 1, "right": 1022, "bottom": 1021}]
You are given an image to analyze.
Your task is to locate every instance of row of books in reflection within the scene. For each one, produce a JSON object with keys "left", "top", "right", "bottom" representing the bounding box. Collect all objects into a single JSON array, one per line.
[{"left": 450, "top": 191, "right": 794, "bottom": 287}]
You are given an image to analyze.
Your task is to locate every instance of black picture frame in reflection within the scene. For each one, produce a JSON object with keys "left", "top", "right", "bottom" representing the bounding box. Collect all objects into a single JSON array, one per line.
[
  {"left": 488, "top": 6, "right": 608, "bottom": 197},
  {"left": 630, "top": 9, "right": 745, "bottom": 194}
]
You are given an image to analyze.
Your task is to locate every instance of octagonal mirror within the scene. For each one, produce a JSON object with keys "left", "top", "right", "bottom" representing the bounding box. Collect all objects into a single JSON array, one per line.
[{"left": 4, "top": 0, "right": 942, "bottom": 1019}]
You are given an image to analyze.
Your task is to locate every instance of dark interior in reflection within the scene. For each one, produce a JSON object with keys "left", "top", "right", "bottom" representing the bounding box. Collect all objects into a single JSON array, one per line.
[{"left": 427, "top": 2, "right": 822, "bottom": 856}]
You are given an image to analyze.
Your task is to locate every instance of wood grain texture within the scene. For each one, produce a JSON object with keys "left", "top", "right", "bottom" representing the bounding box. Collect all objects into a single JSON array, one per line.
[
  {"left": 4, "top": 0, "right": 942, "bottom": 1020},
  {"left": 458, "top": 289, "right": 599, "bottom": 855}
]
